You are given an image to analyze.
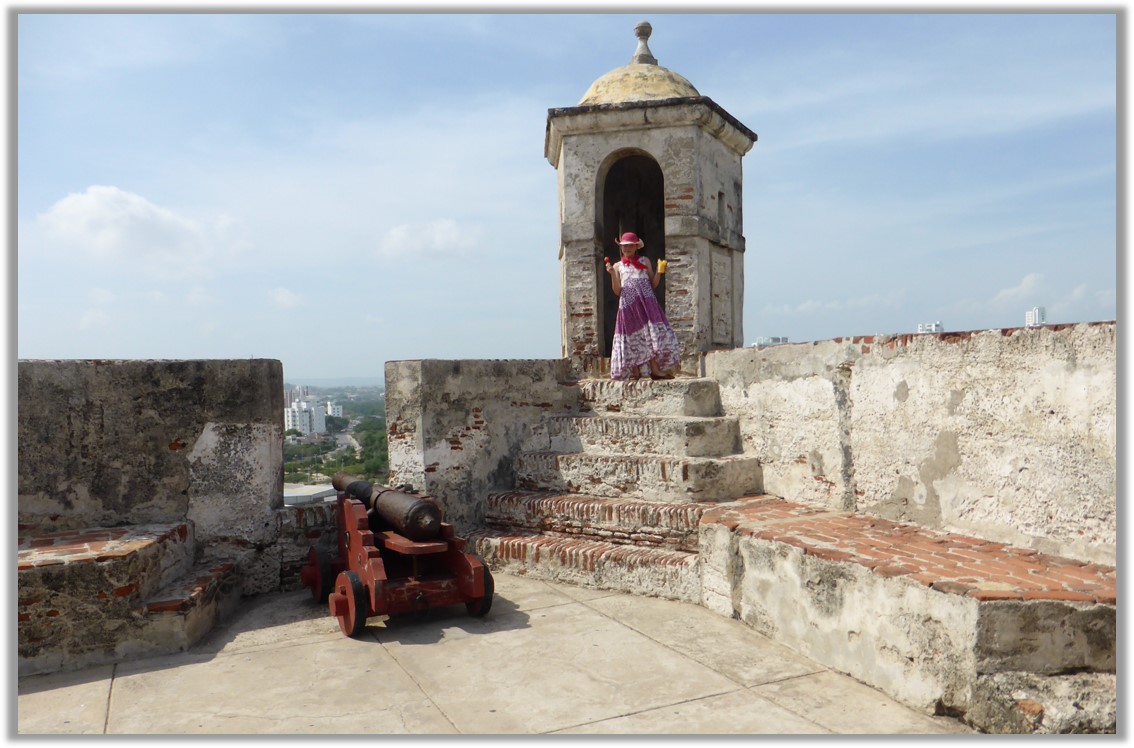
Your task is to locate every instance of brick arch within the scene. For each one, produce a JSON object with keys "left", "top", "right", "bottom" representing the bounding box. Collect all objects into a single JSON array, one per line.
[{"left": 596, "top": 151, "right": 666, "bottom": 357}]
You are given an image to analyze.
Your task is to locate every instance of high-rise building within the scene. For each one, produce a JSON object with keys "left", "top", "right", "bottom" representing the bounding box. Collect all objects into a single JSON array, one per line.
[
  {"left": 1025, "top": 307, "right": 1046, "bottom": 327},
  {"left": 284, "top": 400, "right": 327, "bottom": 435},
  {"left": 917, "top": 321, "right": 943, "bottom": 334}
]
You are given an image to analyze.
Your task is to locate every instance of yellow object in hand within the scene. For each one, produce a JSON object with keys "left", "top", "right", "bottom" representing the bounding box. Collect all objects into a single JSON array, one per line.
[{"left": 657, "top": 260, "right": 667, "bottom": 274}]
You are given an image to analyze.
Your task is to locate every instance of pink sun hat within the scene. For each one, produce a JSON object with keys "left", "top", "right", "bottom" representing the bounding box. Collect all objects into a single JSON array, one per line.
[{"left": 617, "top": 232, "right": 644, "bottom": 246}]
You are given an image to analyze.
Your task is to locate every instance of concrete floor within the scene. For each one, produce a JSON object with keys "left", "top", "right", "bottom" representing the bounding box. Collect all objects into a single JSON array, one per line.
[{"left": 18, "top": 572, "right": 973, "bottom": 735}]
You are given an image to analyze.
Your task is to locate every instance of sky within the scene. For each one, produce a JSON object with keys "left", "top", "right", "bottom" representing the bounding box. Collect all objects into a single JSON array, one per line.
[{"left": 14, "top": 8, "right": 1118, "bottom": 381}]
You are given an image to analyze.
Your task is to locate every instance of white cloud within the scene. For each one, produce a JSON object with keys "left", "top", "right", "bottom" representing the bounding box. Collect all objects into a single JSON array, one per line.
[
  {"left": 765, "top": 291, "right": 906, "bottom": 317},
  {"left": 186, "top": 286, "right": 217, "bottom": 307},
  {"left": 32, "top": 185, "right": 247, "bottom": 280},
  {"left": 271, "top": 288, "right": 304, "bottom": 309},
  {"left": 1048, "top": 284, "right": 1116, "bottom": 322},
  {"left": 88, "top": 287, "right": 115, "bottom": 305},
  {"left": 769, "top": 86, "right": 1113, "bottom": 153},
  {"left": 376, "top": 219, "right": 483, "bottom": 260},
  {"left": 77, "top": 308, "right": 111, "bottom": 331},
  {"left": 1094, "top": 288, "right": 1116, "bottom": 309},
  {"left": 21, "top": 14, "right": 281, "bottom": 83},
  {"left": 992, "top": 273, "right": 1045, "bottom": 305}
]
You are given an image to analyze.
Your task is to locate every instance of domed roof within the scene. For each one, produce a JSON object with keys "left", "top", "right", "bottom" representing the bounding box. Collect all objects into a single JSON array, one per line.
[{"left": 578, "top": 21, "right": 700, "bottom": 106}]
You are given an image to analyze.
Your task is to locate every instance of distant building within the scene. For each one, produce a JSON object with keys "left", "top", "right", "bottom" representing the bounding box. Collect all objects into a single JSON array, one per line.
[
  {"left": 284, "top": 400, "right": 327, "bottom": 435},
  {"left": 917, "top": 321, "right": 944, "bottom": 334},
  {"left": 283, "top": 483, "right": 336, "bottom": 506},
  {"left": 1025, "top": 306, "right": 1046, "bottom": 327},
  {"left": 326, "top": 402, "right": 343, "bottom": 418},
  {"left": 752, "top": 336, "right": 789, "bottom": 349}
]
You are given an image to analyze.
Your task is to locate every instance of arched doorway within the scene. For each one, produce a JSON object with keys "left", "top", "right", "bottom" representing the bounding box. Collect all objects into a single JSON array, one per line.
[{"left": 599, "top": 154, "right": 666, "bottom": 357}]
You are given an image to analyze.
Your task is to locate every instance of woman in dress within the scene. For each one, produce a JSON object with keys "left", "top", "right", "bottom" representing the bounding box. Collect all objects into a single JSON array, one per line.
[{"left": 605, "top": 231, "right": 680, "bottom": 380}]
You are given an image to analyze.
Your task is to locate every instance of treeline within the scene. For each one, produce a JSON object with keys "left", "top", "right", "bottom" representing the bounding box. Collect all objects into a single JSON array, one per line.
[
  {"left": 341, "top": 399, "right": 384, "bottom": 418},
  {"left": 283, "top": 409, "right": 388, "bottom": 485},
  {"left": 333, "top": 416, "right": 389, "bottom": 481}
]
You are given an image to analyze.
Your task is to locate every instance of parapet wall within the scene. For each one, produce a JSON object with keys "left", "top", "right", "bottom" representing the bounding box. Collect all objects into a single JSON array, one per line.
[
  {"left": 385, "top": 358, "right": 580, "bottom": 532},
  {"left": 704, "top": 322, "right": 1116, "bottom": 565},
  {"left": 18, "top": 359, "right": 287, "bottom": 593}
]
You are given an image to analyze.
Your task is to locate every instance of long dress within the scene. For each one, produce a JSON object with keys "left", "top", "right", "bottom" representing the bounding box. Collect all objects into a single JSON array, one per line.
[{"left": 610, "top": 259, "right": 681, "bottom": 380}]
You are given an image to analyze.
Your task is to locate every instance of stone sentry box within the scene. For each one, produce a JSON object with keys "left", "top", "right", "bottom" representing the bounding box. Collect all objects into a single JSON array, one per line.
[{"left": 545, "top": 21, "right": 757, "bottom": 378}]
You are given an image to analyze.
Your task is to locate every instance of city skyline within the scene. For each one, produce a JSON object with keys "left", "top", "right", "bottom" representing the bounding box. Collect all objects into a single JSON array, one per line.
[{"left": 16, "top": 11, "right": 1117, "bottom": 379}]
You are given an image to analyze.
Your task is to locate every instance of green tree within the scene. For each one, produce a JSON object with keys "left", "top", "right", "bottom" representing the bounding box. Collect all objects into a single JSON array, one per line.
[{"left": 342, "top": 399, "right": 385, "bottom": 418}]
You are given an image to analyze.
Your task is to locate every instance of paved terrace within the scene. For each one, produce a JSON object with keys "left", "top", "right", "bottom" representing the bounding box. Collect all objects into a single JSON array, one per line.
[{"left": 18, "top": 573, "right": 971, "bottom": 735}]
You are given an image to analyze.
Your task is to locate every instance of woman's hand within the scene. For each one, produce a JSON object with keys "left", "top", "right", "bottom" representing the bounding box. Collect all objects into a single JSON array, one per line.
[{"left": 606, "top": 257, "right": 621, "bottom": 295}]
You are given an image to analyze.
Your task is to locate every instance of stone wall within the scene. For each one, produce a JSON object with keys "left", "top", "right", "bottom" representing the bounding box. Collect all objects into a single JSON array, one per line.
[
  {"left": 385, "top": 359, "right": 580, "bottom": 532},
  {"left": 276, "top": 502, "right": 339, "bottom": 592},
  {"left": 704, "top": 322, "right": 1116, "bottom": 565},
  {"left": 18, "top": 359, "right": 287, "bottom": 593}
]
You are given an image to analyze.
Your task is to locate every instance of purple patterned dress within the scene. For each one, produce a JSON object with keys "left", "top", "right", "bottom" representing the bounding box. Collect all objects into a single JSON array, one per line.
[{"left": 610, "top": 259, "right": 681, "bottom": 380}]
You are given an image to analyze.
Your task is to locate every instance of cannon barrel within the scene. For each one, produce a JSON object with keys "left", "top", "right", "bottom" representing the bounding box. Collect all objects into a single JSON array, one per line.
[{"left": 332, "top": 472, "right": 442, "bottom": 541}]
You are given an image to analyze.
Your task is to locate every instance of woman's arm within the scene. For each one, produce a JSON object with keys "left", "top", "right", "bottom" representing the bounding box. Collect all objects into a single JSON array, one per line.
[
  {"left": 646, "top": 258, "right": 661, "bottom": 289},
  {"left": 607, "top": 260, "right": 621, "bottom": 295}
]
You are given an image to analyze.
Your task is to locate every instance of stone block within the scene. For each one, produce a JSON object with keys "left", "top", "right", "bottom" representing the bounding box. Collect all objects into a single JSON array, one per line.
[
  {"left": 967, "top": 671, "right": 1116, "bottom": 733},
  {"left": 974, "top": 600, "right": 1116, "bottom": 674},
  {"left": 547, "top": 414, "right": 741, "bottom": 457}
]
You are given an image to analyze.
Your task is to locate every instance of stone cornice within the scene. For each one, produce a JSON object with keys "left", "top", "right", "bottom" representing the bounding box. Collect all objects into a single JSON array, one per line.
[{"left": 545, "top": 96, "right": 757, "bottom": 167}]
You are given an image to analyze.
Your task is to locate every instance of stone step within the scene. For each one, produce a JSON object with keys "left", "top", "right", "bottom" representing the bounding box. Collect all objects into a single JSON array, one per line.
[
  {"left": 18, "top": 522, "right": 196, "bottom": 600},
  {"left": 484, "top": 490, "right": 725, "bottom": 552},
  {"left": 126, "top": 562, "right": 242, "bottom": 660},
  {"left": 467, "top": 529, "right": 701, "bottom": 603},
  {"left": 547, "top": 413, "right": 741, "bottom": 457},
  {"left": 17, "top": 523, "right": 238, "bottom": 676},
  {"left": 698, "top": 497, "right": 1117, "bottom": 733},
  {"left": 579, "top": 377, "right": 723, "bottom": 417},
  {"left": 515, "top": 450, "right": 763, "bottom": 503}
]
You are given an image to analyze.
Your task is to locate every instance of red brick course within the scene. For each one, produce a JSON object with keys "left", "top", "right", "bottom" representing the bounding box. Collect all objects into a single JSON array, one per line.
[
  {"left": 703, "top": 497, "right": 1116, "bottom": 605},
  {"left": 487, "top": 490, "right": 704, "bottom": 551},
  {"left": 17, "top": 525, "right": 186, "bottom": 571}
]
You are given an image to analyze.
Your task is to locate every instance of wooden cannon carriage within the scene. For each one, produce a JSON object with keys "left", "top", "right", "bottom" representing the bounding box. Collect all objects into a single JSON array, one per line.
[{"left": 300, "top": 472, "right": 493, "bottom": 636}]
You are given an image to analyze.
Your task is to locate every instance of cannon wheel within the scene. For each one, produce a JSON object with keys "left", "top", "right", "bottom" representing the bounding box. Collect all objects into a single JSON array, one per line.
[
  {"left": 465, "top": 557, "right": 494, "bottom": 618},
  {"left": 306, "top": 546, "right": 334, "bottom": 603},
  {"left": 331, "top": 570, "right": 369, "bottom": 637}
]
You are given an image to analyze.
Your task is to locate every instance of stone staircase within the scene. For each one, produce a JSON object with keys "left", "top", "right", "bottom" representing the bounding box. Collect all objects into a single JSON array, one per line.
[
  {"left": 469, "top": 375, "right": 1117, "bottom": 733},
  {"left": 17, "top": 522, "right": 241, "bottom": 677},
  {"left": 515, "top": 378, "right": 762, "bottom": 503},
  {"left": 472, "top": 377, "right": 758, "bottom": 601}
]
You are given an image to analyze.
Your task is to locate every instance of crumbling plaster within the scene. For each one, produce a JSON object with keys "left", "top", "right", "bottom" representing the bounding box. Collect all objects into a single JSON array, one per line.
[
  {"left": 385, "top": 358, "right": 580, "bottom": 533},
  {"left": 704, "top": 322, "right": 1116, "bottom": 565},
  {"left": 17, "top": 359, "right": 286, "bottom": 594}
]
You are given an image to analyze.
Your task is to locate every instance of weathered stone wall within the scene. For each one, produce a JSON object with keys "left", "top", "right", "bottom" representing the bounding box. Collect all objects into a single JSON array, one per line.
[
  {"left": 705, "top": 322, "right": 1116, "bottom": 564},
  {"left": 385, "top": 359, "right": 580, "bottom": 533},
  {"left": 701, "top": 523, "right": 981, "bottom": 713},
  {"left": 18, "top": 359, "right": 286, "bottom": 593},
  {"left": 276, "top": 502, "right": 339, "bottom": 592}
]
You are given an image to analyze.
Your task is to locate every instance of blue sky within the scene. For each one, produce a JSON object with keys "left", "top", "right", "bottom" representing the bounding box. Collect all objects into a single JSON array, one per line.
[{"left": 15, "top": 10, "right": 1118, "bottom": 380}]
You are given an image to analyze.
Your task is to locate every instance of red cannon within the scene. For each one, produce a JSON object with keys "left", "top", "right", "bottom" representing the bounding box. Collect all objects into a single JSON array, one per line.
[{"left": 300, "top": 472, "right": 493, "bottom": 636}]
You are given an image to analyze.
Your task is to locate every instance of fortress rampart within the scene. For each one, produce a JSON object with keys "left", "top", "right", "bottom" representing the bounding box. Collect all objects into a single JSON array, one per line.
[
  {"left": 17, "top": 321, "right": 1114, "bottom": 588},
  {"left": 17, "top": 322, "right": 1117, "bottom": 731},
  {"left": 386, "top": 321, "right": 1116, "bottom": 566}
]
